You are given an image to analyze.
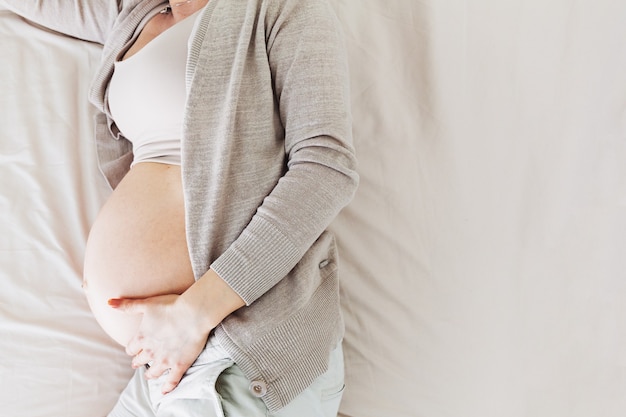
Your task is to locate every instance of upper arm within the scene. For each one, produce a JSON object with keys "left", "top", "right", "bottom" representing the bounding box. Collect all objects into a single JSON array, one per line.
[
  {"left": 265, "top": 0, "right": 354, "bottom": 159},
  {"left": 0, "top": 0, "right": 124, "bottom": 44}
]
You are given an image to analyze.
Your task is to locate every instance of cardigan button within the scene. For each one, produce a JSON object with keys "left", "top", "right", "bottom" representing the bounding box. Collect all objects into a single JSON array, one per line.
[
  {"left": 319, "top": 259, "right": 329, "bottom": 268},
  {"left": 249, "top": 380, "right": 268, "bottom": 397}
]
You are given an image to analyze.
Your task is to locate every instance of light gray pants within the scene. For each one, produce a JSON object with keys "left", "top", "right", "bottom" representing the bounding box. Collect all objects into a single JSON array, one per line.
[{"left": 108, "top": 336, "right": 345, "bottom": 417}]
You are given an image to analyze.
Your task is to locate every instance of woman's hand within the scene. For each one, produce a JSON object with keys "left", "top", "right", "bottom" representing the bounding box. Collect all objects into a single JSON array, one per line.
[
  {"left": 108, "top": 269, "right": 245, "bottom": 395},
  {"left": 108, "top": 293, "right": 209, "bottom": 394}
]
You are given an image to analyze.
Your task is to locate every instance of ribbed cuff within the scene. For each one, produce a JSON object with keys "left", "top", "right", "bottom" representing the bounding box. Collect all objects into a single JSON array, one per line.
[{"left": 210, "top": 215, "right": 302, "bottom": 305}]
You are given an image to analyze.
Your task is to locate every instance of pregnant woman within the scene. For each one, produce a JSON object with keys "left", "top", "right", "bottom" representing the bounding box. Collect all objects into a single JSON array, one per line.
[{"left": 4, "top": 0, "right": 358, "bottom": 416}]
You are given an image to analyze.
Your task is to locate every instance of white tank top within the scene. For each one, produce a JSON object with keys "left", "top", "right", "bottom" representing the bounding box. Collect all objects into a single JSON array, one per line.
[{"left": 108, "top": 10, "right": 200, "bottom": 167}]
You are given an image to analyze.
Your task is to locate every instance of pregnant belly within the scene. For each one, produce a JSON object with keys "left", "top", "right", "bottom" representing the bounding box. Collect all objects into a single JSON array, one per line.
[{"left": 83, "top": 163, "right": 195, "bottom": 347}]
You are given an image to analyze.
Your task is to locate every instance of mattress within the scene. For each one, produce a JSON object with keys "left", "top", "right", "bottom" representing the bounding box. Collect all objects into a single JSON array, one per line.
[{"left": 2, "top": 1, "right": 626, "bottom": 416}]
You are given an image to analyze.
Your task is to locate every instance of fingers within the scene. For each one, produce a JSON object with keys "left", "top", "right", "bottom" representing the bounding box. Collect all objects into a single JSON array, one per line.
[
  {"left": 160, "top": 365, "right": 187, "bottom": 394},
  {"left": 125, "top": 331, "right": 143, "bottom": 356},
  {"left": 143, "top": 359, "right": 170, "bottom": 380},
  {"left": 108, "top": 297, "right": 147, "bottom": 314},
  {"left": 131, "top": 348, "right": 154, "bottom": 369},
  {"left": 142, "top": 359, "right": 187, "bottom": 395},
  {"left": 109, "top": 293, "right": 203, "bottom": 396}
]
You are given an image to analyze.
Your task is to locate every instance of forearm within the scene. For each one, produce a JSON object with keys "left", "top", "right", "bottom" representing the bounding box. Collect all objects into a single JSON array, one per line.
[{"left": 179, "top": 268, "right": 246, "bottom": 332}]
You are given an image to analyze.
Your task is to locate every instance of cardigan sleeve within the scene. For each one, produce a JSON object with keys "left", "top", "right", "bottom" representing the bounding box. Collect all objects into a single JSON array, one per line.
[
  {"left": 0, "top": 0, "right": 124, "bottom": 44},
  {"left": 209, "top": 0, "right": 359, "bottom": 305}
]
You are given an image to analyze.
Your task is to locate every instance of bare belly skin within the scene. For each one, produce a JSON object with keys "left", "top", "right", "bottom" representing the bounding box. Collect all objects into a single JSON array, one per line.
[{"left": 83, "top": 163, "right": 195, "bottom": 346}]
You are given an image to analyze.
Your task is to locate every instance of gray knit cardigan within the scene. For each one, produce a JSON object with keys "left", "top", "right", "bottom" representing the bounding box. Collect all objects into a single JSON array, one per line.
[{"left": 2, "top": 0, "right": 358, "bottom": 410}]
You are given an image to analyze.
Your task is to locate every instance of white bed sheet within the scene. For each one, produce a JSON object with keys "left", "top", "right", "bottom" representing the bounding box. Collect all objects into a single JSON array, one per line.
[
  {"left": 0, "top": 9, "right": 132, "bottom": 417},
  {"left": 2, "top": 1, "right": 626, "bottom": 417},
  {"left": 332, "top": 1, "right": 626, "bottom": 416}
]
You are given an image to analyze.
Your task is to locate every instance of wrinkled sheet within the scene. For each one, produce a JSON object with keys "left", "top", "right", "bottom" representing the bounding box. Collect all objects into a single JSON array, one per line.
[
  {"left": 0, "top": 8, "right": 131, "bottom": 417},
  {"left": 1, "top": 1, "right": 626, "bottom": 416}
]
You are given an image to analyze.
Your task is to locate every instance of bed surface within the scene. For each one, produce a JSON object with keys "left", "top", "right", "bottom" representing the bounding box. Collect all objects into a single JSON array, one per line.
[
  {"left": 0, "top": 6, "right": 133, "bottom": 416},
  {"left": 2, "top": 1, "right": 626, "bottom": 416}
]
